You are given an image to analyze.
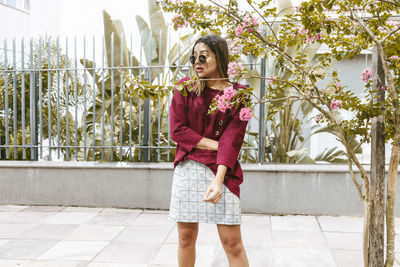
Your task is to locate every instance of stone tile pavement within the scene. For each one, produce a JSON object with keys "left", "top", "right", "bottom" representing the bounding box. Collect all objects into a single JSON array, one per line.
[{"left": 0, "top": 204, "right": 399, "bottom": 267}]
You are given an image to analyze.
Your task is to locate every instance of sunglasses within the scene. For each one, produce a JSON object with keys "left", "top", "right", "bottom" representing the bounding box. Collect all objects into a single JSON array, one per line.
[{"left": 190, "top": 54, "right": 207, "bottom": 65}]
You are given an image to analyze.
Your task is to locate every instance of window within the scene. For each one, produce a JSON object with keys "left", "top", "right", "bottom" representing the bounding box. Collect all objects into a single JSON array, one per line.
[{"left": 0, "top": 0, "right": 30, "bottom": 11}]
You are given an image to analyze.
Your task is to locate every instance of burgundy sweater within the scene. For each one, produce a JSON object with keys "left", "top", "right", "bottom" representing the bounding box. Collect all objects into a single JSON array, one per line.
[{"left": 169, "top": 77, "right": 248, "bottom": 198}]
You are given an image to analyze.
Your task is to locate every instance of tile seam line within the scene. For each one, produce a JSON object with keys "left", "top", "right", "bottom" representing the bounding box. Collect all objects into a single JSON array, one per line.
[
  {"left": 77, "top": 211, "right": 138, "bottom": 264},
  {"left": 148, "top": 220, "right": 176, "bottom": 265},
  {"left": 24, "top": 207, "right": 100, "bottom": 261}
]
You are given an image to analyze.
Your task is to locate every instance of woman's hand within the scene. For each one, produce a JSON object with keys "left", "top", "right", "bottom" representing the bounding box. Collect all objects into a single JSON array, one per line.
[
  {"left": 203, "top": 179, "right": 223, "bottom": 204},
  {"left": 203, "top": 165, "right": 228, "bottom": 204},
  {"left": 195, "top": 137, "right": 218, "bottom": 151}
]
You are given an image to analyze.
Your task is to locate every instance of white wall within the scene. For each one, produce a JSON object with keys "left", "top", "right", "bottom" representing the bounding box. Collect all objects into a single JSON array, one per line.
[{"left": 0, "top": 0, "right": 61, "bottom": 41}]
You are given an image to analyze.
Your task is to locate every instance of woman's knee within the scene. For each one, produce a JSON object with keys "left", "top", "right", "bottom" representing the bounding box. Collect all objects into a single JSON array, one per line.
[
  {"left": 221, "top": 237, "right": 244, "bottom": 257},
  {"left": 178, "top": 223, "right": 198, "bottom": 249}
]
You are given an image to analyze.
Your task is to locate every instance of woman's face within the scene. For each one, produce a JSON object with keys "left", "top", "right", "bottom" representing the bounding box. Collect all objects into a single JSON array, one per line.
[{"left": 193, "top": 42, "right": 219, "bottom": 79}]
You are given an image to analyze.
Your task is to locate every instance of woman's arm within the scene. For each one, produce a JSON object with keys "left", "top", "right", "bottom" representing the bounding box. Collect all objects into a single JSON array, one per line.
[
  {"left": 194, "top": 137, "right": 218, "bottom": 151},
  {"left": 170, "top": 87, "right": 203, "bottom": 152}
]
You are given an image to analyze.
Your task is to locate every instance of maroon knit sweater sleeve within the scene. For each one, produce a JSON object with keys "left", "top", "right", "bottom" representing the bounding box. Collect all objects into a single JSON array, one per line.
[
  {"left": 169, "top": 79, "right": 203, "bottom": 152},
  {"left": 216, "top": 92, "right": 248, "bottom": 170}
]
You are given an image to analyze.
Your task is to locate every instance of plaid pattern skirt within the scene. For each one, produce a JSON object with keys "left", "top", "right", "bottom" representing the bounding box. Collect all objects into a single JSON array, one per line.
[{"left": 168, "top": 159, "right": 241, "bottom": 225}]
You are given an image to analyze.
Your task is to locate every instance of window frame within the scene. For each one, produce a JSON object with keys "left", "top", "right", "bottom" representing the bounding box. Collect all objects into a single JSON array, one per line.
[{"left": 0, "top": 0, "right": 30, "bottom": 13}]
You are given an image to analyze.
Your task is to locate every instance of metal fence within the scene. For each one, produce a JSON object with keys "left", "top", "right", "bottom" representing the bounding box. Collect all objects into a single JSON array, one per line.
[{"left": 0, "top": 33, "right": 265, "bottom": 163}]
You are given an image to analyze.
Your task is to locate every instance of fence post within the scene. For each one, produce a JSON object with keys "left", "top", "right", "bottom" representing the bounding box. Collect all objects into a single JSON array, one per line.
[
  {"left": 142, "top": 68, "right": 151, "bottom": 162},
  {"left": 30, "top": 71, "right": 38, "bottom": 160},
  {"left": 258, "top": 57, "right": 266, "bottom": 163}
]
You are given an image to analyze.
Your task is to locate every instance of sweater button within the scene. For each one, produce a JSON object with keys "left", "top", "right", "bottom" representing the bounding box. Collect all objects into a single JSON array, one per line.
[
  {"left": 215, "top": 130, "right": 220, "bottom": 136},
  {"left": 219, "top": 120, "right": 223, "bottom": 125}
]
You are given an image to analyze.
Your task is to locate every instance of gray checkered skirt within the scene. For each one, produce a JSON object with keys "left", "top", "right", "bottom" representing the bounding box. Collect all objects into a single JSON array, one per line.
[{"left": 168, "top": 159, "right": 241, "bottom": 225}]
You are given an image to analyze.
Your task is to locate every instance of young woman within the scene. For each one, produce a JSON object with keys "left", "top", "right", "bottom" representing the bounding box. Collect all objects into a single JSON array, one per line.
[{"left": 168, "top": 34, "right": 250, "bottom": 267}]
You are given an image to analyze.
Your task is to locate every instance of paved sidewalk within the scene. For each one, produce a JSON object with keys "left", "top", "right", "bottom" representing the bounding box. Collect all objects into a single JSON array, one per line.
[{"left": 0, "top": 205, "right": 398, "bottom": 267}]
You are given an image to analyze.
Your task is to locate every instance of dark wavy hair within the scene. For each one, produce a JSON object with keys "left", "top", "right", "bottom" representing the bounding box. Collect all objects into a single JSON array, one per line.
[{"left": 191, "top": 34, "right": 230, "bottom": 95}]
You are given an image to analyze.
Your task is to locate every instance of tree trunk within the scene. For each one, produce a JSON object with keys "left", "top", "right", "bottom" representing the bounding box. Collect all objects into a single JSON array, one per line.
[
  {"left": 385, "top": 122, "right": 400, "bottom": 267},
  {"left": 364, "top": 201, "right": 371, "bottom": 267},
  {"left": 369, "top": 47, "right": 386, "bottom": 267}
]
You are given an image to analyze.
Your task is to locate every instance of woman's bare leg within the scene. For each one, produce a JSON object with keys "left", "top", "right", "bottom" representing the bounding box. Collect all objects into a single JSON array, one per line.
[
  {"left": 177, "top": 222, "right": 199, "bottom": 267},
  {"left": 217, "top": 224, "right": 249, "bottom": 267}
]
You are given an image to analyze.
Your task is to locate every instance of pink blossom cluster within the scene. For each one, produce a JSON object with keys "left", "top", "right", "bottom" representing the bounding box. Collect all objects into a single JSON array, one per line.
[
  {"left": 227, "top": 62, "right": 244, "bottom": 80},
  {"left": 334, "top": 81, "right": 341, "bottom": 89},
  {"left": 297, "top": 27, "right": 322, "bottom": 44},
  {"left": 173, "top": 13, "right": 196, "bottom": 28},
  {"left": 214, "top": 86, "right": 237, "bottom": 113},
  {"left": 235, "top": 14, "right": 258, "bottom": 36},
  {"left": 298, "top": 27, "right": 309, "bottom": 35},
  {"left": 390, "top": 55, "right": 400, "bottom": 60},
  {"left": 330, "top": 99, "right": 342, "bottom": 110},
  {"left": 223, "top": 86, "right": 236, "bottom": 100},
  {"left": 239, "top": 107, "right": 253, "bottom": 121},
  {"left": 361, "top": 68, "right": 373, "bottom": 82},
  {"left": 306, "top": 33, "right": 322, "bottom": 44},
  {"left": 381, "top": 85, "right": 387, "bottom": 91}
]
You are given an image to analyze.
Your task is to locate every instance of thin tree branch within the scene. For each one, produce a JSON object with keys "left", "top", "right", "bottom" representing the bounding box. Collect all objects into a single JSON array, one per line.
[
  {"left": 247, "top": 1, "right": 279, "bottom": 42},
  {"left": 375, "top": 0, "right": 400, "bottom": 8},
  {"left": 383, "top": 23, "right": 400, "bottom": 42}
]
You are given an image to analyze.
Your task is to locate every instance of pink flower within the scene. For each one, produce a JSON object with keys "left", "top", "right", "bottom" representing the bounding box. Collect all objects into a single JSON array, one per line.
[
  {"left": 243, "top": 14, "right": 250, "bottom": 24},
  {"left": 248, "top": 28, "right": 253, "bottom": 33},
  {"left": 381, "top": 85, "right": 387, "bottom": 91},
  {"left": 334, "top": 81, "right": 341, "bottom": 89},
  {"left": 216, "top": 95, "right": 231, "bottom": 113},
  {"left": 173, "top": 14, "right": 181, "bottom": 23},
  {"left": 316, "top": 33, "right": 322, "bottom": 40},
  {"left": 298, "top": 27, "right": 309, "bottom": 35},
  {"left": 306, "top": 35, "right": 316, "bottom": 43},
  {"left": 177, "top": 24, "right": 183, "bottom": 28},
  {"left": 390, "top": 55, "right": 400, "bottom": 60},
  {"left": 252, "top": 17, "right": 258, "bottom": 25},
  {"left": 227, "top": 62, "right": 245, "bottom": 80},
  {"left": 330, "top": 99, "right": 342, "bottom": 110},
  {"left": 239, "top": 107, "right": 252, "bottom": 121},
  {"left": 223, "top": 86, "right": 236, "bottom": 100},
  {"left": 235, "top": 25, "right": 244, "bottom": 36},
  {"left": 183, "top": 20, "right": 188, "bottom": 26},
  {"left": 361, "top": 68, "right": 373, "bottom": 82}
]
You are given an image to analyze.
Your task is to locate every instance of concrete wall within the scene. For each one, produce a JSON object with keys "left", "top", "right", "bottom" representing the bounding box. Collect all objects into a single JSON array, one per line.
[{"left": 1, "top": 161, "right": 399, "bottom": 216}]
